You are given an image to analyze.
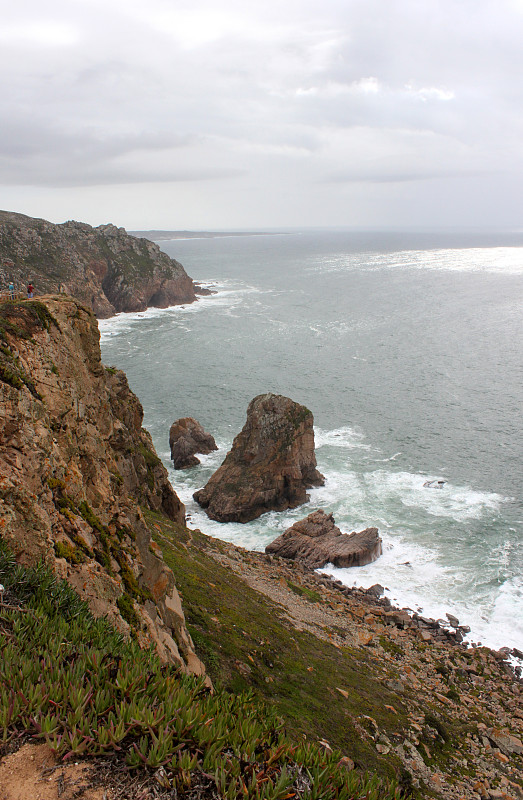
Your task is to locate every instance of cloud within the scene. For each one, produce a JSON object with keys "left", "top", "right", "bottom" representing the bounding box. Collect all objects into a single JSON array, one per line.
[{"left": 0, "top": 0, "right": 522, "bottom": 226}]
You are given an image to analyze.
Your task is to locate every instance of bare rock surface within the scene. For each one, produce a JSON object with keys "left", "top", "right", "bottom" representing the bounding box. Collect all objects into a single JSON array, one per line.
[
  {"left": 0, "top": 296, "right": 203, "bottom": 675},
  {"left": 193, "top": 393, "right": 324, "bottom": 522},
  {"left": 265, "top": 509, "right": 382, "bottom": 568},
  {"left": 0, "top": 210, "right": 197, "bottom": 318},
  {"left": 169, "top": 417, "right": 217, "bottom": 469}
]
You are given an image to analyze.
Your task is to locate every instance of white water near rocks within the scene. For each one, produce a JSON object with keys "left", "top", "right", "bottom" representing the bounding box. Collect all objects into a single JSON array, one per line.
[{"left": 99, "top": 230, "right": 523, "bottom": 652}]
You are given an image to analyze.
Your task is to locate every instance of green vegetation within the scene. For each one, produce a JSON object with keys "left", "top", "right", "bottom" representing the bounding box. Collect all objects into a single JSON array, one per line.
[
  {"left": 0, "top": 540, "right": 400, "bottom": 799},
  {"left": 143, "top": 509, "right": 410, "bottom": 790},
  {"left": 286, "top": 580, "right": 323, "bottom": 604},
  {"left": 47, "top": 481, "right": 149, "bottom": 621}
]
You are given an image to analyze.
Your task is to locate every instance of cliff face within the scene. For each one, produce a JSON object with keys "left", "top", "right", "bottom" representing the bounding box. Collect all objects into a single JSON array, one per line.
[
  {"left": 0, "top": 211, "right": 197, "bottom": 318},
  {"left": 0, "top": 295, "right": 204, "bottom": 674}
]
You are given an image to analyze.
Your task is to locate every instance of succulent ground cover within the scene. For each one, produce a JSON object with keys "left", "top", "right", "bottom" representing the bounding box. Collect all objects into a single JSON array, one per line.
[
  {"left": 0, "top": 539, "right": 401, "bottom": 799},
  {"left": 143, "top": 510, "right": 523, "bottom": 800}
]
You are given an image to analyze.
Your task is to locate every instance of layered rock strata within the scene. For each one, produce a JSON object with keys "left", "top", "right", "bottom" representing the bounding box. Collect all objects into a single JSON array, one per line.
[
  {"left": 169, "top": 417, "right": 218, "bottom": 469},
  {"left": 0, "top": 210, "right": 197, "bottom": 318},
  {"left": 194, "top": 393, "right": 324, "bottom": 522},
  {"left": 0, "top": 295, "right": 204, "bottom": 674},
  {"left": 265, "top": 509, "right": 382, "bottom": 568}
]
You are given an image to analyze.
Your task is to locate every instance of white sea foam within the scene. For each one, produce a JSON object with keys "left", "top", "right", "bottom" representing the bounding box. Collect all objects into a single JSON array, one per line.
[
  {"left": 97, "top": 279, "right": 257, "bottom": 342},
  {"left": 314, "top": 426, "right": 370, "bottom": 450},
  {"left": 365, "top": 470, "right": 508, "bottom": 522},
  {"left": 162, "top": 442, "right": 522, "bottom": 650}
]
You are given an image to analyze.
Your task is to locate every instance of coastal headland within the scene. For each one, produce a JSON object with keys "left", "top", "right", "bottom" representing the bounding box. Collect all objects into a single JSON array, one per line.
[{"left": 0, "top": 233, "right": 521, "bottom": 798}]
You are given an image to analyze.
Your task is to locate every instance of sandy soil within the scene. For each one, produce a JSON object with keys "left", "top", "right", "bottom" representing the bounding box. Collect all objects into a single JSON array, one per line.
[{"left": 0, "top": 744, "right": 106, "bottom": 800}]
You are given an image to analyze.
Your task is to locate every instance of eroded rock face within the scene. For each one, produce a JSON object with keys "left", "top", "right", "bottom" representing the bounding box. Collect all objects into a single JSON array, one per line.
[
  {"left": 265, "top": 509, "right": 382, "bottom": 569},
  {"left": 169, "top": 417, "right": 218, "bottom": 469},
  {"left": 193, "top": 393, "right": 324, "bottom": 522},
  {"left": 0, "top": 296, "right": 204, "bottom": 675},
  {"left": 0, "top": 211, "right": 197, "bottom": 318}
]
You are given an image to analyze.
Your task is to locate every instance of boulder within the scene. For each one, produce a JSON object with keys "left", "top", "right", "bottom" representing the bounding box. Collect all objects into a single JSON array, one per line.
[
  {"left": 169, "top": 417, "right": 217, "bottom": 469},
  {"left": 193, "top": 393, "right": 324, "bottom": 522},
  {"left": 265, "top": 509, "right": 382, "bottom": 569}
]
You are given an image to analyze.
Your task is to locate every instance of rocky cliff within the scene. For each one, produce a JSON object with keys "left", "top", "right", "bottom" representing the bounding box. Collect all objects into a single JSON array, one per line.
[
  {"left": 0, "top": 295, "right": 204, "bottom": 674},
  {"left": 0, "top": 211, "right": 197, "bottom": 318}
]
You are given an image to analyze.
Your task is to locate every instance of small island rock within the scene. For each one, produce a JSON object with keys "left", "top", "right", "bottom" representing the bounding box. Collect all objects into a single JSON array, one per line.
[
  {"left": 193, "top": 393, "right": 324, "bottom": 522},
  {"left": 169, "top": 417, "right": 218, "bottom": 469},
  {"left": 265, "top": 509, "right": 382, "bottom": 569}
]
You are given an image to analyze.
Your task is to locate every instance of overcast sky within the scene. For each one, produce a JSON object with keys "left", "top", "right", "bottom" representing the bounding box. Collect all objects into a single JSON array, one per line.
[{"left": 1, "top": 0, "right": 522, "bottom": 229}]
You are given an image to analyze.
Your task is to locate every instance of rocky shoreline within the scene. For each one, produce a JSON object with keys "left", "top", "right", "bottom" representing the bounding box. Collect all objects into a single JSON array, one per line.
[{"left": 175, "top": 527, "right": 522, "bottom": 799}]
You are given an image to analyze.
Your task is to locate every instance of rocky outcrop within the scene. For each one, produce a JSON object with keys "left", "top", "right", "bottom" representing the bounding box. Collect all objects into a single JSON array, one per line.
[
  {"left": 169, "top": 417, "right": 218, "bottom": 469},
  {"left": 265, "top": 509, "right": 382, "bottom": 568},
  {"left": 193, "top": 393, "right": 324, "bottom": 522},
  {"left": 0, "top": 210, "right": 197, "bottom": 318},
  {"left": 0, "top": 295, "right": 204, "bottom": 674}
]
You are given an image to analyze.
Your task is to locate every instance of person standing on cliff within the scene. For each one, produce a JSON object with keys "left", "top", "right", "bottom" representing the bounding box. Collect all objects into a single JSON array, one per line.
[
  {"left": 27, "top": 282, "right": 34, "bottom": 299},
  {"left": 8, "top": 281, "right": 15, "bottom": 299}
]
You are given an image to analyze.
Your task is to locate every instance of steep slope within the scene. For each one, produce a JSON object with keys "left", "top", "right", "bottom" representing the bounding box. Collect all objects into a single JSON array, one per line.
[
  {"left": 0, "top": 295, "right": 204, "bottom": 673},
  {"left": 0, "top": 211, "right": 197, "bottom": 317}
]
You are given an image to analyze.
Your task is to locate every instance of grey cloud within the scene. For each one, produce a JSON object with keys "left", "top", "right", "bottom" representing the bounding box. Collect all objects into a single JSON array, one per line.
[{"left": 0, "top": 0, "right": 522, "bottom": 226}]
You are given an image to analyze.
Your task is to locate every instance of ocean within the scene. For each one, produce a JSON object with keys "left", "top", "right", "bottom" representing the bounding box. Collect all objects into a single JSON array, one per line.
[{"left": 98, "top": 229, "right": 523, "bottom": 653}]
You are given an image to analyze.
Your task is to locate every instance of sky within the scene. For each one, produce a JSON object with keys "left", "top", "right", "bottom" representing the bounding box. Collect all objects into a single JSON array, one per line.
[{"left": 1, "top": 0, "right": 523, "bottom": 230}]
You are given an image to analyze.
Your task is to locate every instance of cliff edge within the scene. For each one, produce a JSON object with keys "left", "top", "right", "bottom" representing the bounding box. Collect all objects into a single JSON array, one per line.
[
  {"left": 0, "top": 295, "right": 204, "bottom": 674},
  {"left": 0, "top": 211, "right": 197, "bottom": 318}
]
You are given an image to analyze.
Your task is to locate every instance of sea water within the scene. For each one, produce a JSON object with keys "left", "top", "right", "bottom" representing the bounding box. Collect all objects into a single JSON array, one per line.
[{"left": 98, "top": 229, "right": 523, "bottom": 652}]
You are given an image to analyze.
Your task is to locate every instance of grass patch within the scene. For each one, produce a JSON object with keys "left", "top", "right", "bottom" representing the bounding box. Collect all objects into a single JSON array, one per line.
[
  {"left": 287, "top": 580, "right": 323, "bottom": 604},
  {"left": 143, "top": 509, "right": 412, "bottom": 790},
  {"left": 0, "top": 539, "right": 401, "bottom": 799}
]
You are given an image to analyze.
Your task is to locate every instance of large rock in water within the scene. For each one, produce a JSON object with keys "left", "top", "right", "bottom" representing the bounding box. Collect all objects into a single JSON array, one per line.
[
  {"left": 169, "top": 417, "right": 218, "bottom": 469},
  {"left": 193, "top": 393, "right": 325, "bottom": 522},
  {"left": 265, "top": 509, "right": 382, "bottom": 569}
]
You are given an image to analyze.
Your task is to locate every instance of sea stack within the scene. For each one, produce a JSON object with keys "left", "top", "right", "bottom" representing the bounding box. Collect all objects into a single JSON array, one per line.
[
  {"left": 169, "top": 417, "right": 218, "bottom": 469},
  {"left": 193, "top": 393, "right": 324, "bottom": 522},
  {"left": 265, "top": 509, "right": 382, "bottom": 569}
]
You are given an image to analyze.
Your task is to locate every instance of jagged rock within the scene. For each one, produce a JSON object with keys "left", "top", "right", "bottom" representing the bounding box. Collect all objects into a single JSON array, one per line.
[
  {"left": 0, "top": 296, "right": 204, "bottom": 675},
  {"left": 169, "top": 417, "right": 217, "bottom": 469},
  {"left": 367, "top": 583, "right": 384, "bottom": 597},
  {"left": 0, "top": 211, "right": 197, "bottom": 318},
  {"left": 487, "top": 728, "right": 523, "bottom": 755},
  {"left": 265, "top": 509, "right": 382, "bottom": 569},
  {"left": 193, "top": 393, "right": 324, "bottom": 522}
]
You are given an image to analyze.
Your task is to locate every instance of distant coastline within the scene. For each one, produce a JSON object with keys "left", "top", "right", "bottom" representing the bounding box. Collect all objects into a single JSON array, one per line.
[{"left": 130, "top": 230, "right": 284, "bottom": 241}]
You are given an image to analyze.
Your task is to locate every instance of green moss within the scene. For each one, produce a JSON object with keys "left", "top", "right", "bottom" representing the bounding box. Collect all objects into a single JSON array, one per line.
[
  {"left": 286, "top": 580, "right": 323, "bottom": 604},
  {"left": 137, "top": 443, "right": 161, "bottom": 468},
  {"left": 24, "top": 301, "right": 59, "bottom": 331},
  {"left": 424, "top": 713, "right": 450, "bottom": 744},
  {"left": 54, "top": 541, "right": 85, "bottom": 564},
  {"left": 116, "top": 592, "right": 140, "bottom": 628},
  {"left": 379, "top": 636, "right": 405, "bottom": 657},
  {"left": 77, "top": 500, "right": 106, "bottom": 534},
  {"left": 47, "top": 477, "right": 66, "bottom": 491}
]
